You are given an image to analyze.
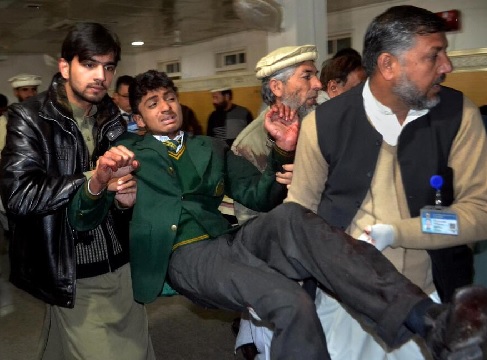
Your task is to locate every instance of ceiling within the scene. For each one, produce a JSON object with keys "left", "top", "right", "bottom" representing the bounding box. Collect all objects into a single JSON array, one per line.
[{"left": 0, "top": 0, "right": 390, "bottom": 57}]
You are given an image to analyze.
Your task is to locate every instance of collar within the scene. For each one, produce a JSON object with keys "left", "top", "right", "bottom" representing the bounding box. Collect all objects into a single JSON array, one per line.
[
  {"left": 153, "top": 130, "right": 185, "bottom": 152},
  {"left": 363, "top": 79, "right": 429, "bottom": 146},
  {"left": 71, "top": 103, "right": 97, "bottom": 119},
  {"left": 317, "top": 90, "right": 330, "bottom": 105}
]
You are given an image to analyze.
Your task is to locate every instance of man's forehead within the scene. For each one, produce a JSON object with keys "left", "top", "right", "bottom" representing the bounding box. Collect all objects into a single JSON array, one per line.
[
  {"left": 293, "top": 61, "right": 318, "bottom": 75},
  {"left": 79, "top": 53, "right": 116, "bottom": 63},
  {"left": 412, "top": 32, "right": 448, "bottom": 51},
  {"left": 144, "top": 87, "right": 175, "bottom": 98}
]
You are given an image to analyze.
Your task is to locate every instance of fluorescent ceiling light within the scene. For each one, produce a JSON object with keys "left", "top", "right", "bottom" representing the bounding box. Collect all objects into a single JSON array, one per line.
[{"left": 131, "top": 41, "right": 144, "bottom": 46}]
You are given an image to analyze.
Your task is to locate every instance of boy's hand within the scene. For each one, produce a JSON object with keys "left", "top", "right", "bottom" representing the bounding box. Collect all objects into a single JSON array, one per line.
[{"left": 89, "top": 146, "right": 139, "bottom": 195}]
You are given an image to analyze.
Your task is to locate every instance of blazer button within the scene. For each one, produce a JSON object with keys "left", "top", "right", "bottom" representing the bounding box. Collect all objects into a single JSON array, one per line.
[
  {"left": 168, "top": 167, "right": 175, "bottom": 175},
  {"left": 171, "top": 225, "right": 177, "bottom": 232}
]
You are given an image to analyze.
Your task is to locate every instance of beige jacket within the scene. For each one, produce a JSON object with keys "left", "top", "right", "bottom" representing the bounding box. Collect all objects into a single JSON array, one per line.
[
  {"left": 287, "top": 96, "right": 487, "bottom": 293},
  {"left": 231, "top": 108, "right": 270, "bottom": 224}
]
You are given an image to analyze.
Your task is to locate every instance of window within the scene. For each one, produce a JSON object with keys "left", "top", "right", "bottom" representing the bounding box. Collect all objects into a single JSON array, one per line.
[
  {"left": 157, "top": 60, "right": 181, "bottom": 80},
  {"left": 327, "top": 35, "right": 352, "bottom": 57},
  {"left": 216, "top": 49, "right": 247, "bottom": 72}
]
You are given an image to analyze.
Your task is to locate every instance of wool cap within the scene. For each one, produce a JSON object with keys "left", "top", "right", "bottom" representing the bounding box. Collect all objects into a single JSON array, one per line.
[
  {"left": 8, "top": 73, "right": 42, "bottom": 89},
  {"left": 210, "top": 87, "right": 231, "bottom": 93},
  {"left": 255, "top": 45, "right": 317, "bottom": 79}
]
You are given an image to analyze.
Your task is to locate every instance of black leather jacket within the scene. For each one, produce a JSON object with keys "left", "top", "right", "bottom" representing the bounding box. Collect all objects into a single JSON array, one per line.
[{"left": 0, "top": 73, "right": 127, "bottom": 308}]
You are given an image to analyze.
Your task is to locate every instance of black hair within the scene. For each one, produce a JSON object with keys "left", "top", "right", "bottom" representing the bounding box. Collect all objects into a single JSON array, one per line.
[
  {"left": 115, "top": 75, "right": 134, "bottom": 93},
  {"left": 363, "top": 5, "right": 448, "bottom": 77},
  {"left": 320, "top": 48, "right": 363, "bottom": 89},
  {"left": 129, "top": 70, "right": 177, "bottom": 114},
  {"left": 333, "top": 48, "right": 361, "bottom": 60},
  {"left": 61, "top": 22, "right": 121, "bottom": 64}
]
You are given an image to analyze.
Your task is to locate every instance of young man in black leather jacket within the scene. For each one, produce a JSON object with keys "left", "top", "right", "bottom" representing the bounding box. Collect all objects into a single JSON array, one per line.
[{"left": 0, "top": 23, "right": 154, "bottom": 360}]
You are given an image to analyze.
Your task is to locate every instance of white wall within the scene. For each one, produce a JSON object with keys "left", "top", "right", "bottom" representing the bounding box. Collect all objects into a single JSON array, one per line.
[
  {"left": 134, "top": 30, "right": 268, "bottom": 80},
  {"left": 116, "top": 54, "right": 137, "bottom": 81},
  {"left": 327, "top": 0, "right": 487, "bottom": 55},
  {"left": 133, "top": 0, "right": 486, "bottom": 86},
  {"left": 134, "top": 0, "right": 328, "bottom": 86},
  {"left": 268, "top": 0, "right": 327, "bottom": 74},
  {"left": 0, "top": 0, "right": 484, "bottom": 102},
  {"left": 0, "top": 55, "right": 56, "bottom": 104}
]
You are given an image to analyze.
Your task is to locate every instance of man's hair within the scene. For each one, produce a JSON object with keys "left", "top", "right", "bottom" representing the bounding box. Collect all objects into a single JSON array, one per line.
[
  {"left": 320, "top": 48, "right": 363, "bottom": 90},
  {"left": 61, "top": 22, "right": 121, "bottom": 64},
  {"left": 334, "top": 48, "right": 361, "bottom": 59},
  {"left": 129, "top": 70, "right": 177, "bottom": 114},
  {"left": 0, "top": 93, "right": 8, "bottom": 108},
  {"left": 115, "top": 75, "right": 134, "bottom": 93},
  {"left": 260, "top": 64, "right": 299, "bottom": 105},
  {"left": 363, "top": 5, "right": 448, "bottom": 77}
]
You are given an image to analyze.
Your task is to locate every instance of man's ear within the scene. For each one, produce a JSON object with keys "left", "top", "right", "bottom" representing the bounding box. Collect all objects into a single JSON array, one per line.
[
  {"left": 133, "top": 114, "right": 145, "bottom": 128},
  {"left": 269, "top": 78, "right": 283, "bottom": 97},
  {"left": 376, "top": 53, "right": 397, "bottom": 81},
  {"left": 59, "top": 58, "right": 70, "bottom": 79},
  {"left": 327, "top": 80, "right": 339, "bottom": 95}
]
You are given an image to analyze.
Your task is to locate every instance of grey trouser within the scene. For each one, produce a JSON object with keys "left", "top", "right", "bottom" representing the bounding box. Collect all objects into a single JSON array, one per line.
[
  {"left": 168, "top": 202, "right": 426, "bottom": 360},
  {"left": 38, "top": 263, "right": 155, "bottom": 360}
]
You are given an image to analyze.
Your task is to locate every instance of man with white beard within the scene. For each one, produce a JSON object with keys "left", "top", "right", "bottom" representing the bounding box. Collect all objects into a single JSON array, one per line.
[{"left": 231, "top": 44, "right": 322, "bottom": 359}]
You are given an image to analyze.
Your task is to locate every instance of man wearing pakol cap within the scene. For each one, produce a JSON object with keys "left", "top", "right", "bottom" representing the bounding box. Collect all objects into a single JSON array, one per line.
[
  {"left": 232, "top": 44, "right": 322, "bottom": 221},
  {"left": 207, "top": 87, "right": 253, "bottom": 146},
  {"left": 68, "top": 66, "right": 487, "bottom": 359},
  {"left": 231, "top": 45, "right": 321, "bottom": 359},
  {"left": 8, "top": 73, "right": 42, "bottom": 102}
]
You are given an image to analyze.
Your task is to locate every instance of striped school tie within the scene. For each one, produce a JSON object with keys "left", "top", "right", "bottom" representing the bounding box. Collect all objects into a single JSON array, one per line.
[{"left": 163, "top": 139, "right": 181, "bottom": 153}]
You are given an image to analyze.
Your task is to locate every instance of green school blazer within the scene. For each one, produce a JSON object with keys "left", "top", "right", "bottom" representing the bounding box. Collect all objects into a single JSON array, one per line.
[{"left": 69, "top": 132, "right": 291, "bottom": 303}]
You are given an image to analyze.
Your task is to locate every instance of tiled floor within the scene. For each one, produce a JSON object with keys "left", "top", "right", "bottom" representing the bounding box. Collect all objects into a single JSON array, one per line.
[{"left": 0, "top": 248, "right": 245, "bottom": 360}]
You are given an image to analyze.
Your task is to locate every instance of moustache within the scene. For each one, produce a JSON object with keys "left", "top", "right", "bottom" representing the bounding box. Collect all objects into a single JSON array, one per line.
[
  {"left": 89, "top": 82, "right": 106, "bottom": 89},
  {"left": 434, "top": 74, "right": 446, "bottom": 85}
]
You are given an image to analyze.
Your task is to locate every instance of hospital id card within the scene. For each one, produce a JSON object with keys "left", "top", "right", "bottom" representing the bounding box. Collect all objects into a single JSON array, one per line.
[{"left": 420, "top": 206, "right": 458, "bottom": 235}]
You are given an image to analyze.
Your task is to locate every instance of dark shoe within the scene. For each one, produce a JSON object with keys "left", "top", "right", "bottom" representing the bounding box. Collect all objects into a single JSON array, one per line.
[
  {"left": 237, "top": 343, "right": 259, "bottom": 360},
  {"left": 426, "top": 285, "right": 487, "bottom": 360}
]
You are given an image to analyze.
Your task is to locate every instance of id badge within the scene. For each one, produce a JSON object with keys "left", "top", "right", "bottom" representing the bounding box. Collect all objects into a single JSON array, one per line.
[{"left": 421, "top": 206, "right": 458, "bottom": 235}]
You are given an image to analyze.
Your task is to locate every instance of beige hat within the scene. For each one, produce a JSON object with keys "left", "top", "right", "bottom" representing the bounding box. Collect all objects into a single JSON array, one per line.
[
  {"left": 210, "top": 87, "right": 231, "bottom": 93},
  {"left": 255, "top": 45, "right": 318, "bottom": 79},
  {"left": 8, "top": 73, "right": 42, "bottom": 89}
]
